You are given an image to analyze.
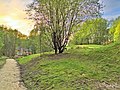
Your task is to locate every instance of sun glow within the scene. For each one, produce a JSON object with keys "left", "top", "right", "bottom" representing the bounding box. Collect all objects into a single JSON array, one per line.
[
  {"left": 0, "top": 15, "right": 34, "bottom": 36},
  {"left": 3, "top": 16, "right": 20, "bottom": 29},
  {"left": 0, "top": 0, "right": 34, "bottom": 36}
]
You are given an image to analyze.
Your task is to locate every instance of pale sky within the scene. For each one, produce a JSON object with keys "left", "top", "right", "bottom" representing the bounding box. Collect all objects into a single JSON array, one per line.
[
  {"left": 101, "top": 0, "right": 120, "bottom": 20},
  {"left": 0, "top": 0, "right": 120, "bottom": 35},
  {"left": 0, "top": 0, "right": 34, "bottom": 35}
]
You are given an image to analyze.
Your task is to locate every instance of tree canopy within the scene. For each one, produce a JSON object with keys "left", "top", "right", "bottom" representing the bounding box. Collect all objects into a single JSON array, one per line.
[
  {"left": 110, "top": 16, "right": 120, "bottom": 41},
  {"left": 27, "top": 0, "right": 103, "bottom": 54},
  {"left": 72, "top": 18, "right": 108, "bottom": 45},
  {"left": 0, "top": 25, "right": 28, "bottom": 57}
]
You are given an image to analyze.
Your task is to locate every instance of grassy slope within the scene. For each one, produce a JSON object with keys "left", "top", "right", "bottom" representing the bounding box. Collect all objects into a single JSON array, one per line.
[
  {"left": 0, "top": 56, "right": 7, "bottom": 68},
  {"left": 18, "top": 43, "right": 120, "bottom": 90},
  {"left": 17, "top": 54, "right": 40, "bottom": 64},
  {"left": 17, "top": 52, "right": 53, "bottom": 65}
]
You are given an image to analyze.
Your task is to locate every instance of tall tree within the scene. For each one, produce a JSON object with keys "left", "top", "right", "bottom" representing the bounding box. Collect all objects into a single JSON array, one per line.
[{"left": 27, "top": 0, "right": 102, "bottom": 54}]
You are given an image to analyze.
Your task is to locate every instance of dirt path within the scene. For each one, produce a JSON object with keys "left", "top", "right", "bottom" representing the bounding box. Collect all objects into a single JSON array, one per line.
[{"left": 0, "top": 59, "right": 27, "bottom": 90}]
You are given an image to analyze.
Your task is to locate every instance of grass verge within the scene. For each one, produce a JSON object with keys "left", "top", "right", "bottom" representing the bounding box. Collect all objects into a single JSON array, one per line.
[
  {"left": 17, "top": 54, "right": 40, "bottom": 65},
  {"left": 0, "top": 56, "right": 7, "bottom": 69}
]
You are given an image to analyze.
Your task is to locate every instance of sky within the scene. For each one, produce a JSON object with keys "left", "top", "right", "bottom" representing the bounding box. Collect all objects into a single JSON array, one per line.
[
  {"left": 0, "top": 0, "right": 33, "bottom": 35},
  {"left": 101, "top": 0, "right": 120, "bottom": 20},
  {"left": 0, "top": 0, "right": 120, "bottom": 35}
]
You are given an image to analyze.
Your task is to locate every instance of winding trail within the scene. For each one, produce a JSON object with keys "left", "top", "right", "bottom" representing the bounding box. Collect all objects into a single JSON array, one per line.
[{"left": 0, "top": 59, "right": 27, "bottom": 90}]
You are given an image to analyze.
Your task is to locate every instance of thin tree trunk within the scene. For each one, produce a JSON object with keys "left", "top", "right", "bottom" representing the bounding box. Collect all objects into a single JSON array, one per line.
[
  {"left": 58, "top": 46, "right": 64, "bottom": 53},
  {"left": 53, "top": 32, "right": 58, "bottom": 54},
  {"left": 55, "top": 47, "right": 57, "bottom": 54}
]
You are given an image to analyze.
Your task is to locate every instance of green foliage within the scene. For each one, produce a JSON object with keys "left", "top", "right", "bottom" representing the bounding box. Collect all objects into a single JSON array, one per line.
[
  {"left": 72, "top": 18, "right": 108, "bottom": 45},
  {"left": 114, "top": 22, "right": 120, "bottom": 41},
  {"left": 17, "top": 54, "right": 40, "bottom": 64},
  {"left": 0, "top": 27, "right": 4, "bottom": 50},
  {"left": 110, "top": 16, "right": 120, "bottom": 41},
  {"left": 0, "top": 25, "right": 28, "bottom": 57},
  {"left": 29, "top": 32, "right": 53, "bottom": 54},
  {"left": 0, "top": 36, "right": 4, "bottom": 50},
  {"left": 0, "top": 56, "right": 7, "bottom": 68},
  {"left": 0, "top": 24, "right": 52, "bottom": 57},
  {"left": 18, "top": 43, "right": 120, "bottom": 90},
  {"left": 27, "top": 0, "right": 102, "bottom": 54},
  {"left": 17, "top": 52, "right": 53, "bottom": 64}
]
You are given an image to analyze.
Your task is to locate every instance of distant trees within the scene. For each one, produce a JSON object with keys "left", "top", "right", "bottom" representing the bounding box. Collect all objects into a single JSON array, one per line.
[
  {"left": 0, "top": 26, "right": 4, "bottom": 51},
  {"left": 0, "top": 25, "right": 28, "bottom": 57},
  {"left": 71, "top": 16, "right": 120, "bottom": 45},
  {"left": 0, "top": 26, "right": 15, "bottom": 57},
  {"left": 29, "top": 28, "right": 53, "bottom": 53},
  {"left": 72, "top": 18, "right": 109, "bottom": 45},
  {"left": 0, "top": 24, "right": 52, "bottom": 57},
  {"left": 110, "top": 16, "right": 120, "bottom": 41},
  {"left": 27, "top": 0, "right": 103, "bottom": 54},
  {"left": 114, "top": 22, "right": 120, "bottom": 41}
]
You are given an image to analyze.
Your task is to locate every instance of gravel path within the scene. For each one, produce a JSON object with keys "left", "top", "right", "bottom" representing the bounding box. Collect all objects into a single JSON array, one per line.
[{"left": 0, "top": 59, "right": 27, "bottom": 90}]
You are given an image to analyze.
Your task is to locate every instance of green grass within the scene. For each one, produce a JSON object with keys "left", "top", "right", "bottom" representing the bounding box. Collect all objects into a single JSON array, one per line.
[
  {"left": 67, "top": 44, "right": 104, "bottom": 49},
  {"left": 17, "top": 52, "right": 53, "bottom": 64},
  {"left": 0, "top": 56, "right": 7, "bottom": 68},
  {"left": 17, "top": 54, "right": 40, "bottom": 64},
  {"left": 18, "top": 43, "right": 120, "bottom": 90}
]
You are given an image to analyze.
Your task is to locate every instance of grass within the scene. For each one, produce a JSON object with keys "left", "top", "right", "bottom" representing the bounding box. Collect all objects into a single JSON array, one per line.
[
  {"left": 0, "top": 56, "right": 7, "bottom": 68},
  {"left": 17, "top": 52, "right": 53, "bottom": 65},
  {"left": 17, "top": 54, "right": 40, "bottom": 64},
  {"left": 18, "top": 43, "right": 120, "bottom": 90}
]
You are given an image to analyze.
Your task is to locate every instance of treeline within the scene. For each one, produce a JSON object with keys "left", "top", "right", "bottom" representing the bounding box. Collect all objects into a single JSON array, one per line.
[
  {"left": 70, "top": 16, "right": 120, "bottom": 45},
  {"left": 1, "top": 0, "right": 119, "bottom": 55},
  {"left": 0, "top": 25, "right": 52, "bottom": 57},
  {"left": 1, "top": 16, "right": 120, "bottom": 57},
  {"left": 0, "top": 25, "right": 27, "bottom": 57},
  {"left": 22, "top": 16, "right": 120, "bottom": 56},
  {"left": 29, "top": 28, "right": 53, "bottom": 53}
]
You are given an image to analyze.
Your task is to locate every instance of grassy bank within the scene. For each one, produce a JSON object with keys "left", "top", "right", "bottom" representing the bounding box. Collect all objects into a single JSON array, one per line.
[
  {"left": 0, "top": 56, "right": 7, "bottom": 68},
  {"left": 17, "top": 54, "right": 40, "bottom": 65},
  {"left": 18, "top": 43, "right": 120, "bottom": 90}
]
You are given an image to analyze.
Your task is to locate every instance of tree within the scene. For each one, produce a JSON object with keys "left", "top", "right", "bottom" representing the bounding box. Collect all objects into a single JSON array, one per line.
[
  {"left": 0, "top": 25, "right": 28, "bottom": 57},
  {"left": 114, "top": 22, "right": 120, "bottom": 41},
  {"left": 72, "top": 18, "right": 108, "bottom": 45},
  {"left": 110, "top": 16, "right": 120, "bottom": 41},
  {"left": 27, "top": 0, "right": 102, "bottom": 54},
  {"left": 29, "top": 28, "right": 53, "bottom": 53},
  {"left": 0, "top": 26, "right": 4, "bottom": 56},
  {"left": 0, "top": 28, "right": 4, "bottom": 47}
]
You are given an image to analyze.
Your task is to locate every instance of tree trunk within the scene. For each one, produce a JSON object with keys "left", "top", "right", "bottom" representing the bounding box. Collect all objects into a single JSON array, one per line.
[
  {"left": 53, "top": 32, "right": 58, "bottom": 54},
  {"left": 55, "top": 47, "right": 57, "bottom": 54},
  {"left": 58, "top": 47, "right": 64, "bottom": 53}
]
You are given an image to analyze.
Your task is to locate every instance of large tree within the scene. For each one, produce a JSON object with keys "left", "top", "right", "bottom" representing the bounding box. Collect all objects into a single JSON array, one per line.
[{"left": 27, "top": 0, "right": 102, "bottom": 54}]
